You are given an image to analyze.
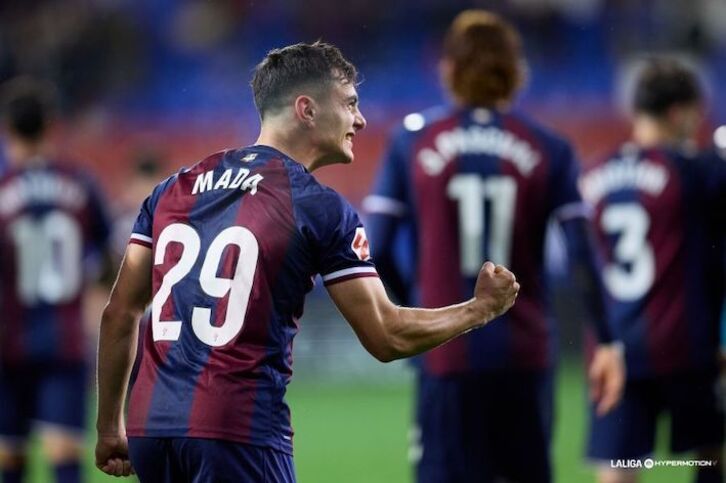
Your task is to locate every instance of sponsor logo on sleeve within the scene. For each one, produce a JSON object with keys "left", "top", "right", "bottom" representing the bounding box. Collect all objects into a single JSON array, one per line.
[{"left": 351, "top": 227, "right": 371, "bottom": 261}]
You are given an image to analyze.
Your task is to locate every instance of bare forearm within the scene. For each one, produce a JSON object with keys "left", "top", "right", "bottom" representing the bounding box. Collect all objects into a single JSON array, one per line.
[
  {"left": 328, "top": 264, "right": 518, "bottom": 364},
  {"left": 96, "top": 307, "right": 139, "bottom": 433},
  {"left": 382, "top": 298, "right": 491, "bottom": 360}
]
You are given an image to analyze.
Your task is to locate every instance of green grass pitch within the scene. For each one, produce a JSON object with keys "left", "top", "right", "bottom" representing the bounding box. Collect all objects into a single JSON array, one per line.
[{"left": 20, "top": 361, "right": 693, "bottom": 482}]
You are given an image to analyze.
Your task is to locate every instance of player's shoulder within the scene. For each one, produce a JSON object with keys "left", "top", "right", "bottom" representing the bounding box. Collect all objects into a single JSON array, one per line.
[
  {"left": 390, "top": 106, "right": 458, "bottom": 140},
  {"left": 586, "top": 142, "right": 644, "bottom": 172},
  {"left": 36, "top": 160, "right": 107, "bottom": 196},
  {"left": 695, "top": 146, "right": 726, "bottom": 165},
  {"left": 504, "top": 110, "right": 572, "bottom": 152},
  {"left": 37, "top": 159, "right": 93, "bottom": 182},
  {"left": 293, "top": 175, "right": 350, "bottom": 211},
  {"left": 291, "top": 178, "right": 357, "bottom": 233}
]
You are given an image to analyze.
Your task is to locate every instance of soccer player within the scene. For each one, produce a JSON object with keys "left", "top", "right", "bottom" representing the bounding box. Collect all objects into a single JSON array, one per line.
[
  {"left": 363, "top": 10, "right": 625, "bottom": 483},
  {"left": 582, "top": 59, "right": 725, "bottom": 483},
  {"left": 94, "top": 41, "right": 520, "bottom": 482},
  {"left": 0, "top": 78, "right": 113, "bottom": 483}
]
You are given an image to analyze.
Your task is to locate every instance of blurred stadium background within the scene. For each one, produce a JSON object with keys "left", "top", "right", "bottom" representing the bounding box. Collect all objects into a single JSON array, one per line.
[{"left": 1, "top": 0, "right": 725, "bottom": 481}]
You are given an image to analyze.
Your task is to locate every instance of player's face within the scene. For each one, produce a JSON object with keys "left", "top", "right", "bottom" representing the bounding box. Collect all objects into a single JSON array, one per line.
[
  {"left": 313, "top": 79, "right": 367, "bottom": 164},
  {"left": 676, "top": 103, "right": 703, "bottom": 140}
]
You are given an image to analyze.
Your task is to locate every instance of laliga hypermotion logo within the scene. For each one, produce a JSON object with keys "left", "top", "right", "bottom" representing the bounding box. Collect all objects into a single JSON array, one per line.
[
  {"left": 351, "top": 227, "right": 371, "bottom": 261},
  {"left": 611, "top": 458, "right": 719, "bottom": 470}
]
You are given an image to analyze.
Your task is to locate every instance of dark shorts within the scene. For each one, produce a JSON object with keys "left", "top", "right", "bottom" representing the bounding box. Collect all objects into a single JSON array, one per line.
[
  {"left": 0, "top": 362, "right": 87, "bottom": 442},
  {"left": 128, "top": 437, "right": 296, "bottom": 483},
  {"left": 587, "top": 370, "right": 724, "bottom": 461},
  {"left": 413, "top": 370, "right": 554, "bottom": 483}
]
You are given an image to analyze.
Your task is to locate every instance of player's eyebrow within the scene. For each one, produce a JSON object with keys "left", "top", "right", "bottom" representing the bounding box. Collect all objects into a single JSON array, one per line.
[{"left": 345, "top": 95, "right": 359, "bottom": 105}]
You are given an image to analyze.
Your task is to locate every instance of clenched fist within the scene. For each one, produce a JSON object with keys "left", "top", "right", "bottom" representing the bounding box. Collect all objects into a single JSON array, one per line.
[{"left": 471, "top": 261, "right": 520, "bottom": 325}]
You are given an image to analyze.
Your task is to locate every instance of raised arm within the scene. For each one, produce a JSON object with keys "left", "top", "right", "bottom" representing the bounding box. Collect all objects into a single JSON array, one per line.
[
  {"left": 327, "top": 261, "right": 519, "bottom": 362},
  {"left": 95, "top": 243, "right": 152, "bottom": 477}
]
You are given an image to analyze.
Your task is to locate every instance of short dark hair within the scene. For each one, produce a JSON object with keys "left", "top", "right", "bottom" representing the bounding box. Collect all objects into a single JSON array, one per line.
[
  {"left": 442, "top": 10, "right": 524, "bottom": 107},
  {"left": 0, "top": 77, "right": 58, "bottom": 142},
  {"left": 251, "top": 41, "right": 358, "bottom": 119},
  {"left": 633, "top": 59, "right": 702, "bottom": 116}
]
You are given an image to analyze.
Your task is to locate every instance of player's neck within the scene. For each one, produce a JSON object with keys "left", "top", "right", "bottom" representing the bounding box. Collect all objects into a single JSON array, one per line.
[
  {"left": 6, "top": 138, "right": 50, "bottom": 167},
  {"left": 632, "top": 116, "right": 687, "bottom": 150},
  {"left": 256, "top": 125, "right": 322, "bottom": 172}
]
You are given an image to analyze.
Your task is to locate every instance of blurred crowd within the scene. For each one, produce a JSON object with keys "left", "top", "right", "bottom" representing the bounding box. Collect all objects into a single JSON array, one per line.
[{"left": 1, "top": 0, "right": 726, "bottom": 117}]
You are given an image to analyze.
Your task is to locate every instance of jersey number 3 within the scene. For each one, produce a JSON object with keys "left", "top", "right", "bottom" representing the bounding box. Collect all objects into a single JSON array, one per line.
[
  {"left": 151, "top": 223, "right": 259, "bottom": 347},
  {"left": 601, "top": 203, "right": 655, "bottom": 301}
]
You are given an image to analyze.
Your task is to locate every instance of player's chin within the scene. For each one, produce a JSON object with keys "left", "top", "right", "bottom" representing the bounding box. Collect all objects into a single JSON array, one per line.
[{"left": 338, "top": 147, "right": 355, "bottom": 164}]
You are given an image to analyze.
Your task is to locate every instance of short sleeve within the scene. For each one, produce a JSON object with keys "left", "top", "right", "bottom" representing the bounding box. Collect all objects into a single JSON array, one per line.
[
  {"left": 362, "top": 130, "right": 411, "bottom": 218},
  {"left": 550, "top": 141, "right": 590, "bottom": 222},
  {"left": 300, "top": 189, "right": 378, "bottom": 286},
  {"left": 129, "top": 174, "right": 176, "bottom": 249}
]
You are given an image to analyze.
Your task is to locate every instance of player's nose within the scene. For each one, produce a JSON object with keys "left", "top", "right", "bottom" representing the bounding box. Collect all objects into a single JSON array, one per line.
[{"left": 354, "top": 110, "right": 367, "bottom": 131}]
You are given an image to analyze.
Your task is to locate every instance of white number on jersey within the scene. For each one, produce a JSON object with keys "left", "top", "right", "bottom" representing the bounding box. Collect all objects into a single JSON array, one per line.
[
  {"left": 151, "top": 223, "right": 259, "bottom": 347},
  {"left": 447, "top": 174, "right": 517, "bottom": 276},
  {"left": 601, "top": 203, "right": 655, "bottom": 301},
  {"left": 9, "top": 211, "right": 82, "bottom": 304}
]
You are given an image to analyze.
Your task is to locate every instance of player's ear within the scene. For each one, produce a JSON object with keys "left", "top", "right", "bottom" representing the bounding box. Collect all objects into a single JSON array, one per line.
[{"left": 293, "top": 95, "right": 316, "bottom": 126}]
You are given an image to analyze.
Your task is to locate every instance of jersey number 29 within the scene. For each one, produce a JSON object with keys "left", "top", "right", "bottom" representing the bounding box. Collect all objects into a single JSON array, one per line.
[{"left": 152, "top": 223, "right": 258, "bottom": 347}]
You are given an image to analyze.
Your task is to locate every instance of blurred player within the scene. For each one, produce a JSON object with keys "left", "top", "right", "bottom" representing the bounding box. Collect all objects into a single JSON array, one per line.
[
  {"left": 110, "top": 151, "right": 165, "bottom": 261},
  {"left": 364, "top": 10, "right": 624, "bottom": 483},
  {"left": 582, "top": 59, "right": 725, "bottom": 483},
  {"left": 0, "top": 78, "right": 113, "bottom": 483},
  {"left": 94, "top": 41, "right": 520, "bottom": 482}
]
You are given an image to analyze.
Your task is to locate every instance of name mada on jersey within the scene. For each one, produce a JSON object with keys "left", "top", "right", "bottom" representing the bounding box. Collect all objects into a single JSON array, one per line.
[{"left": 192, "top": 168, "right": 264, "bottom": 195}]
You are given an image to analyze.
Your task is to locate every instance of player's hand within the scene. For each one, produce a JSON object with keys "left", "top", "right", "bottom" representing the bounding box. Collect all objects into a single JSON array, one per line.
[
  {"left": 95, "top": 432, "right": 135, "bottom": 477},
  {"left": 589, "top": 342, "right": 625, "bottom": 416},
  {"left": 472, "top": 261, "right": 519, "bottom": 325}
]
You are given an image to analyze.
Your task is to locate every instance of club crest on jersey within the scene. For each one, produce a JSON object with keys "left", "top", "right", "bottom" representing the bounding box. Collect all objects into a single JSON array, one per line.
[
  {"left": 192, "top": 168, "right": 264, "bottom": 195},
  {"left": 351, "top": 227, "right": 371, "bottom": 261}
]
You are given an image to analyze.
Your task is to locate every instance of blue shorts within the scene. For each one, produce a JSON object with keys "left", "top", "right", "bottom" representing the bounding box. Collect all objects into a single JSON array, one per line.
[
  {"left": 413, "top": 370, "right": 554, "bottom": 483},
  {"left": 0, "top": 362, "right": 87, "bottom": 442},
  {"left": 588, "top": 370, "right": 724, "bottom": 461},
  {"left": 128, "top": 437, "right": 296, "bottom": 483}
]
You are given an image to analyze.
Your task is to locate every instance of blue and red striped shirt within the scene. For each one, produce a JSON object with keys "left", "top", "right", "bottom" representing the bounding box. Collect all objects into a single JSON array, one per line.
[
  {"left": 126, "top": 145, "right": 377, "bottom": 453},
  {"left": 0, "top": 161, "right": 111, "bottom": 365},
  {"left": 581, "top": 144, "right": 726, "bottom": 378},
  {"left": 365, "top": 106, "right": 590, "bottom": 374}
]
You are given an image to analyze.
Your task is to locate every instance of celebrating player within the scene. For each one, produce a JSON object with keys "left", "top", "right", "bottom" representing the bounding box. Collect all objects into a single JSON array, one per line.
[
  {"left": 364, "top": 10, "right": 624, "bottom": 483},
  {"left": 0, "top": 77, "right": 113, "bottom": 483},
  {"left": 94, "top": 41, "right": 520, "bottom": 482},
  {"left": 582, "top": 58, "right": 725, "bottom": 483}
]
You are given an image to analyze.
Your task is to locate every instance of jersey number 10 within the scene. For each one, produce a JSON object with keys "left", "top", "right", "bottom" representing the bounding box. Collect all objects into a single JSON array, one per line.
[
  {"left": 9, "top": 211, "right": 82, "bottom": 304},
  {"left": 152, "top": 223, "right": 259, "bottom": 347}
]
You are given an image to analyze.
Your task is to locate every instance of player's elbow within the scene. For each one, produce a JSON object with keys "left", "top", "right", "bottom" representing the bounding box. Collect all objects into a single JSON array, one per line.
[
  {"left": 352, "top": 299, "right": 411, "bottom": 362},
  {"left": 101, "top": 301, "right": 141, "bottom": 336},
  {"left": 361, "top": 328, "right": 409, "bottom": 363},
  {"left": 372, "top": 323, "right": 415, "bottom": 363},
  {"left": 360, "top": 336, "right": 400, "bottom": 363}
]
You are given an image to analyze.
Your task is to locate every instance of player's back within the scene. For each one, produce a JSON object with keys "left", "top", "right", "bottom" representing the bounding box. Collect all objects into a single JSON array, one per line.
[
  {"left": 0, "top": 161, "right": 110, "bottom": 365},
  {"left": 581, "top": 144, "right": 726, "bottom": 377},
  {"left": 126, "top": 145, "right": 376, "bottom": 454},
  {"left": 370, "top": 107, "right": 584, "bottom": 374}
]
